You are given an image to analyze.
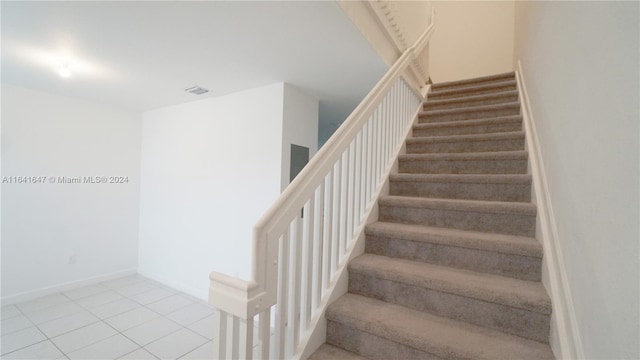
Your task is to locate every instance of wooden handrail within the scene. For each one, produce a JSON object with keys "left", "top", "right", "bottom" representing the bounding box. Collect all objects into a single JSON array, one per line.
[{"left": 210, "top": 8, "right": 435, "bottom": 359}]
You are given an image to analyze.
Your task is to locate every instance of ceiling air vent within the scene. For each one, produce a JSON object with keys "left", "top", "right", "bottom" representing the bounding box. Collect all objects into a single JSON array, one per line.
[{"left": 185, "top": 85, "right": 209, "bottom": 95}]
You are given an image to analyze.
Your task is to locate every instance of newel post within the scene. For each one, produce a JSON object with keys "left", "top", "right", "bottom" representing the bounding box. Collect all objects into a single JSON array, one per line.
[{"left": 209, "top": 273, "right": 260, "bottom": 359}]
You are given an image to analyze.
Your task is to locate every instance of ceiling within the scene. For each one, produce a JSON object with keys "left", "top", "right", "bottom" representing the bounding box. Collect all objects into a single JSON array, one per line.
[{"left": 1, "top": 1, "right": 387, "bottom": 143}]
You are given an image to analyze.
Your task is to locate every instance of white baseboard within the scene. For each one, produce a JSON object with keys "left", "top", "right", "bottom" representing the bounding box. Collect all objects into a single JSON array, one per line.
[
  {"left": 1, "top": 268, "right": 137, "bottom": 305},
  {"left": 516, "top": 61, "right": 584, "bottom": 359},
  {"left": 137, "top": 270, "right": 207, "bottom": 301}
]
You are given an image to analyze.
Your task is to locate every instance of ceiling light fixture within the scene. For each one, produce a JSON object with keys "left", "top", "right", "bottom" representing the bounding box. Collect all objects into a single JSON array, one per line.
[{"left": 57, "top": 64, "right": 71, "bottom": 78}]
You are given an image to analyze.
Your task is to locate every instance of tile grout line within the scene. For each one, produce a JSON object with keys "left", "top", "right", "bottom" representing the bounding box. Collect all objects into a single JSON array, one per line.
[
  {"left": 2, "top": 275, "right": 216, "bottom": 359},
  {"left": 5, "top": 300, "right": 70, "bottom": 359},
  {"left": 134, "top": 306, "right": 216, "bottom": 359},
  {"left": 153, "top": 326, "right": 211, "bottom": 360},
  {"left": 70, "top": 283, "right": 209, "bottom": 358},
  {"left": 57, "top": 279, "right": 173, "bottom": 359},
  {"left": 1, "top": 277, "right": 146, "bottom": 358}
]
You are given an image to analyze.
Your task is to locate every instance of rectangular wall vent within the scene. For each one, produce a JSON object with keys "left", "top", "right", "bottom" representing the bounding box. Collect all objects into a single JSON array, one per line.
[{"left": 185, "top": 86, "right": 209, "bottom": 95}]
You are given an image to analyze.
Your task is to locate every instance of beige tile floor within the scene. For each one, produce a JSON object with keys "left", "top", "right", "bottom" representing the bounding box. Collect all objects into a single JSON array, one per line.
[{"left": 1, "top": 275, "right": 217, "bottom": 359}]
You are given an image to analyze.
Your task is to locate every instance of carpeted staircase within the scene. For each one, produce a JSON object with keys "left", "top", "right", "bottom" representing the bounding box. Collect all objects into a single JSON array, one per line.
[{"left": 309, "top": 72, "right": 555, "bottom": 360}]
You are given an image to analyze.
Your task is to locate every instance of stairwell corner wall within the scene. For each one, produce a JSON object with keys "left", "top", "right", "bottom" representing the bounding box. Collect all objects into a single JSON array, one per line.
[
  {"left": 513, "top": 2, "right": 639, "bottom": 358},
  {"left": 515, "top": 64, "right": 583, "bottom": 360},
  {"left": 428, "top": 1, "right": 515, "bottom": 83},
  {"left": 138, "top": 83, "right": 319, "bottom": 300},
  {"left": 138, "top": 83, "right": 287, "bottom": 299}
]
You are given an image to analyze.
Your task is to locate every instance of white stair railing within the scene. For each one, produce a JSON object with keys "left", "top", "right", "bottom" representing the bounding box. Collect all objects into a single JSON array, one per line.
[{"left": 209, "top": 9, "right": 434, "bottom": 360}]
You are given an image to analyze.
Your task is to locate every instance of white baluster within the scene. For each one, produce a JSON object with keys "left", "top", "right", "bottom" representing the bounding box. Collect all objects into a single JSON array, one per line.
[
  {"left": 339, "top": 150, "right": 349, "bottom": 257},
  {"left": 286, "top": 220, "right": 298, "bottom": 358},
  {"left": 384, "top": 101, "right": 388, "bottom": 175},
  {"left": 409, "top": 83, "right": 413, "bottom": 123},
  {"left": 402, "top": 84, "right": 409, "bottom": 126},
  {"left": 353, "top": 133, "right": 362, "bottom": 230},
  {"left": 385, "top": 92, "right": 391, "bottom": 164},
  {"left": 398, "top": 81, "right": 403, "bottom": 145},
  {"left": 396, "top": 85, "right": 400, "bottom": 148},
  {"left": 274, "top": 233, "right": 288, "bottom": 359},
  {"left": 360, "top": 127, "right": 367, "bottom": 218},
  {"left": 321, "top": 173, "right": 332, "bottom": 293},
  {"left": 347, "top": 142, "right": 355, "bottom": 245},
  {"left": 372, "top": 109, "right": 379, "bottom": 190},
  {"left": 237, "top": 316, "right": 254, "bottom": 360},
  {"left": 311, "top": 185, "right": 323, "bottom": 310},
  {"left": 230, "top": 316, "right": 238, "bottom": 358},
  {"left": 367, "top": 115, "right": 374, "bottom": 199},
  {"left": 396, "top": 81, "right": 401, "bottom": 145},
  {"left": 331, "top": 161, "right": 341, "bottom": 274},
  {"left": 300, "top": 199, "right": 313, "bottom": 337},
  {"left": 214, "top": 310, "right": 227, "bottom": 359},
  {"left": 258, "top": 309, "right": 271, "bottom": 360},
  {"left": 388, "top": 88, "right": 394, "bottom": 162},
  {"left": 378, "top": 105, "right": 384, "bottom": 180}
]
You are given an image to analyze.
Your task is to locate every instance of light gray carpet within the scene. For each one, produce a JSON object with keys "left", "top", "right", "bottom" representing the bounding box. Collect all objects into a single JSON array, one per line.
[{"left": 309, "top": 72, "right": 554, "bottom": 359}]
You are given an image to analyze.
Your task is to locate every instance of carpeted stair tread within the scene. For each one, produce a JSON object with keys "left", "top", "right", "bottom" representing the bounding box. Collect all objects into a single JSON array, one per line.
[
  {"left": 348, "top": 254, "right": 550, "bottom": 341},
  {"left": 399, "top": 150, "right": 528, "bottom": 161},
  {"left": 379, "top": 196, "right": 536, "bottom": 236},
  {"left": 413, "top": 115, "right": 522, "bottom": 130},
  {"left": 405, "top": 131, "right": 525, "bottom": 154},
  {"left": 428, "top": 80, "right": 517, "bottom": 100},
  {"left": 379, "top": 195, "right": 536, "bottom": 216},
  {"left": 389, "top": 173, "right": 531, "bottom": 184},
  {"left": 349, "top": 253, "right": 550, "bottom": 314},
  {"left": 406, "top": 131, "right": 525, "bottom": 145},
  {"left": 398, "top": 151, "right": 529, "bottom": 175},
  {"left": 431, "top": 72, "right": 516, "bottom": 90},
  {"left": 423, "top": 90, "right": 519, "bottom": 111},
  {"left": 389, "top": 173, "right": 531, "bottom": 201},
  {"left": 318, "top": 71, "right": 552, "bottom": 359},
  {"left": 365, "top": 221, "right": 541, "bottom": 258},
  {"left": 308, "top": 344, "right": 369, "bottom": 360},
  {"left": 419, "top": 102, "right": 521, "bottom": 123},
  {"left": 326, "top": 294, "right": 555, "bottom": 360},
  {"left": 412, "top": 115, "right": 522, "bottom": 137}
]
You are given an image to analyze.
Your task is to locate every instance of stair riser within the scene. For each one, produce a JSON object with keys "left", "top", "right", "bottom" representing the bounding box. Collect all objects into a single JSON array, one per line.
[
  {"left": 309, "top": 345, "right": 368, "bottom": 360},
  {"left": 412, "top": 121, "right": 522, "bottom": 137},
  {"left": 348, "top": 272, "right": 550, "bottom": 342},
  {"left": 420, "top": 107, "right": 520, "bottom": 123},
  {"left": 379, "top": 205, "right": 536, "bottom": 236},
  {"left": 429, "top": 84, "right": 517, "bottom": 100},
  {"left": 327, "top": 321, "right": 440, "bottom": 360},
  {"left": 406, "top": 138, "right": 525, "bottom": 154},
  {"left": 431, "top": 73, "right": 515, "bottom": 91},
  {"left": 399, "top": 158, "right": 528, "bottom": 175},
  {"left": 365, "top": 234, "right": 541, "bottom": 281},
  {"left": 424, "top": 94, "right": 518, "bottom": 111},
  {"left": 390, "top": 181, "right": 531, "bottom": 202}
]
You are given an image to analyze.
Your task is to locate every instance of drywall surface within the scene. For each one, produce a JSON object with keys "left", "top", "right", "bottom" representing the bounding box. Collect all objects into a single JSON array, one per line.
[
  {"left": 429, "top": 1, "right": 515, "bottom": 83},
  {"left": 338, "top": 1, "right": 432, "bottom": 66},
  {"left": 138, "top": 83, "right": 285, "bottom": 299},
  {"left": 281, "top": 84, "right": 319, "bottom": 191},
  {"left": 1, "top": 84, "right": 141, "bottom": 302},
  {"left": 514, "top": 2, "right": 639, "bottom": 358}
]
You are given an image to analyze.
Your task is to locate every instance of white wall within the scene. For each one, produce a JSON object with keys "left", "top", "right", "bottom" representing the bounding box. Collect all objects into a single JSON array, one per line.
[
  {"left": 429, "top": 1, "right": 515, "bottom": 83},
  {"left": 138, "top": 83, "right": 287, "bottom": 299},
  {"left": 513, "top": 2, "right": 639, "bottom": 358},
  {"left": 337, "top": 1, "right": 432, "bottom": 67},
  {"left": 281, "top": 84, "right": 319, "bottom": 191},
  {"left": 1, "top": 85, "right": 141, "bottom": 302}
]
